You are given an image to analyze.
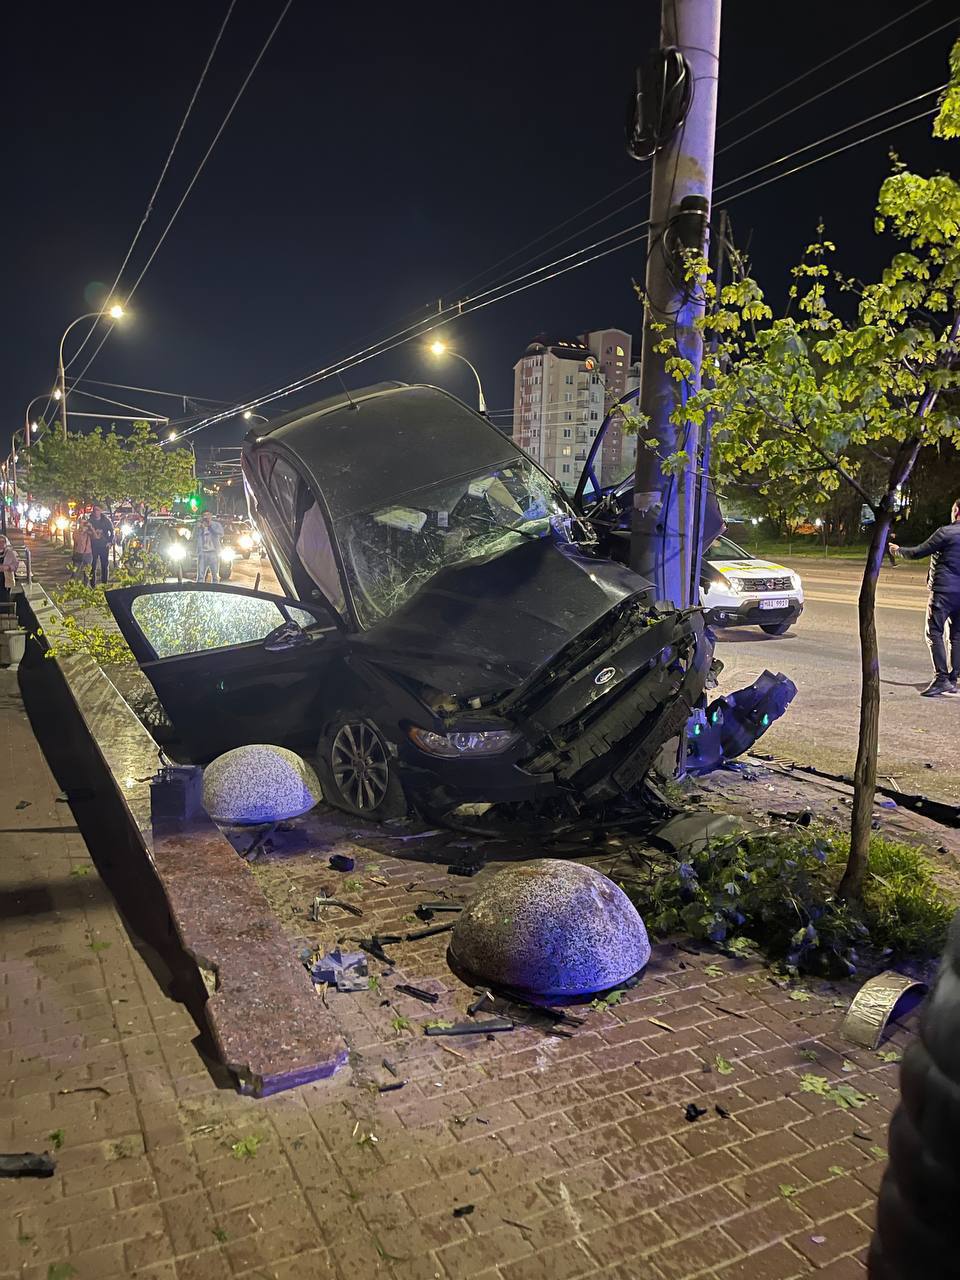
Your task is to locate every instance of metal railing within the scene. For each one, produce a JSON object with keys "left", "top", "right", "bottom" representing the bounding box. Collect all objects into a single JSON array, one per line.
[{"left": 8, "top": 544, "right": 32, "bottom": 586}]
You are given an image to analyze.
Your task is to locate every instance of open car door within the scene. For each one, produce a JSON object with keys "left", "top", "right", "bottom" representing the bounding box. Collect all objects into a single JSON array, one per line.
[
  {"left": 105, "top": 582, "right": 341, "bottom": 762},
  {"left": 573, "top": 388, "right": 724, "bottom": 567}
]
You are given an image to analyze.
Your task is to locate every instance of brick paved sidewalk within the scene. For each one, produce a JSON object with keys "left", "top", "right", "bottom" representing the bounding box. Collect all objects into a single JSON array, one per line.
[{"left": 1, "top": 664, "right": 903, "bottom": 1280}]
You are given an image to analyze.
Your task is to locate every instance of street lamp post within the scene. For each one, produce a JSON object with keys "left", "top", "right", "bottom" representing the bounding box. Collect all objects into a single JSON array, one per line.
[
  {"left": 58, "top": 305, "right": 124, "bottom": 440},
  {"left": 242, "top": 411, "right": 269, "bottom": 426},
  {"left": 428, "top": 341, "right": 488, "bottom": 414}
]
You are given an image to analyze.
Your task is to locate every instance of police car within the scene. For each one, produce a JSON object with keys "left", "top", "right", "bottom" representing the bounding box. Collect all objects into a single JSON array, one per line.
[{"left": 701, "top": 534, "right": 803, "bottom": 636}]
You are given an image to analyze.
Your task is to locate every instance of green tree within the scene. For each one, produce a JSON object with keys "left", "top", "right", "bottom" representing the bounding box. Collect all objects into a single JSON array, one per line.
[
  {"left": 660, "top": 43, "right": 960, "bottom": 902},
  {"left": 25, "top": 422, "right": 194, "bottom": 515}
]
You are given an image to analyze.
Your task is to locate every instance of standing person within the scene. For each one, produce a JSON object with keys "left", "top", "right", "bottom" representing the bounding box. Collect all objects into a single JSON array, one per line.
[
  {"left": 87, "top": 504, "right": 114, "bottom": 587},
  {"left": 71, "top": 519, "right": 94, "bottom": 581},
  {"left": 0, "top": 535, "right": 19, "bottom": 603},
  {"left": 890, "top": 499, "right": 960, "bottom": 697},
  {"left": 195, "top": 511, "right": 224, "bottom": 583}
]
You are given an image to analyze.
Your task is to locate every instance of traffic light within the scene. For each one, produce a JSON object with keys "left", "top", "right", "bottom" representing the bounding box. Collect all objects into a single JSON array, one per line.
[
  {"left": 187, "top": 493, "right": 203, "bottom": 513},
  {"left": 685, "top": 670, "right": 797, "bottom": 774}
]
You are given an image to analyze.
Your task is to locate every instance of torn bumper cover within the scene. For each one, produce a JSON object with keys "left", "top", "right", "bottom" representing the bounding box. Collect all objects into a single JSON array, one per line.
[{"left": 500, "top": 603, "right": 711, "bottom": 803}]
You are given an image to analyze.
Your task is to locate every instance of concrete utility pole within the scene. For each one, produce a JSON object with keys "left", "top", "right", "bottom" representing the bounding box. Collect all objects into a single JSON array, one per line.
[{"left": 630, "top": 0, "right": 721, "bottom": 607}]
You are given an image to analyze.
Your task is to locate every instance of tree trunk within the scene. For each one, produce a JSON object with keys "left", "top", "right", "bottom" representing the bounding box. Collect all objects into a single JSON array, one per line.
[
  {"left": 838, "top": 436, "right": 923, "bottom": 903},
  {"left": 838, "top": 510, "right": 890, "bottom": 903}
]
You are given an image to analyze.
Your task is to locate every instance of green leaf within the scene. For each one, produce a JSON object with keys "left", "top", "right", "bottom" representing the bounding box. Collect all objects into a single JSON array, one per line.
[
  {"left": 230, "top": 1135, "right": 263, "bottom": 1160},
  {"left": 47, "top": 1266, "right": 76, "bottom": 1280},
  {"left": 88, "top": 940, "right": 111, "bottom": 953},
  {"left": 703, "top": 964, "right": 725, "bottom": 978},
  {"left": 789, "top": 990, "right": 812, "bottom": 1003},
  {"left": 715, "top": 1055, "right": 735, "bottom": 1076},
  {"left": 69, "top": 866, "right": 91, "bottom": 877},
  {"left": 48, "top": 1128, "right": 65, "bottom": 1150},
  {"left": 877, "top": 1050, "right": 902, "bottom": 1064},
  {"left": 870, "top": 1146, "right": 887, "bottom": 1159},
  {"left": 423, "top": 1019, "right": 454, "bottom": 1031},
  {"left": 828, "top": 1165, "right": 845, "bottom": 1177},
  {"left": 213, "top": 1228, "right": 228, "bottom": 1243},
  {"left": 778, "top": 1183, "right": 799, "bottom": 1198},
  {"left": 391, "top": 1015, "right": 412, "bottom": 1034}
]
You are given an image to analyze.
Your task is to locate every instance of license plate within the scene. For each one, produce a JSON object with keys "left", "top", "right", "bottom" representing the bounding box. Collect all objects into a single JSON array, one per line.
[{"left": 760, "top": 597, "right": 789, "bottom": 610}]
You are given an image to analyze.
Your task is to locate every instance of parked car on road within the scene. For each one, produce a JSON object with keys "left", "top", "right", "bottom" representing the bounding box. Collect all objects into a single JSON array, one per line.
[{"left": 106, "top": 383, "right": 715, "bottom": 822}]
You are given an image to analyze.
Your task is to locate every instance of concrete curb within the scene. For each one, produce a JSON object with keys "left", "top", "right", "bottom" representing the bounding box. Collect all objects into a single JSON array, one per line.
[{"left": 18, "top": 583, "right": 348, "bottom": 1095}]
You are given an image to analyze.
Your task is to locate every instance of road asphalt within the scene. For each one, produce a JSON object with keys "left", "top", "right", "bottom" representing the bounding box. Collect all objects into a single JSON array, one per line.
[{"left": 717, "top": 556, "right": 960, "bottom": 805}]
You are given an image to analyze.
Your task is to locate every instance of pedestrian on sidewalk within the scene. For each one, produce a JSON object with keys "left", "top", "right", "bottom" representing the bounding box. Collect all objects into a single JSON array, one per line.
[
  {"left": 87, "top": 505, "right": 114, "bottom": 587},
  {"left": 71, "top": 519, "right": 94, "bottom": 581},
  {"left": 0, "top": 535, "right": 19, "bottom": 603},
  {"left": 890, "top": 498, "right": 960, "bottom": 697},
  {"left": 195, "top": 511, "right": 224, "bottom": 583}
]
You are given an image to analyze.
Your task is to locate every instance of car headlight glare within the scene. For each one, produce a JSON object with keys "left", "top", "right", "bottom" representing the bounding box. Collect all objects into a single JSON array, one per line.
[
  {"left": 220, "top": 547, "right": 236, "bottom": 561},
  {"left": 408, "top": 726, "right": 518, "bottom": 757},
  {"left": 238, "top": 534, "right": 254, "bottom": 550},
  {"left": 723, "top": 574, "right": 745, "bottom": 595},
  {"left": 167, "top": 543, "right": 187, "bottom": 561},
  {"left": 120, "top": 523, "right": 133, "bottom": 538}
]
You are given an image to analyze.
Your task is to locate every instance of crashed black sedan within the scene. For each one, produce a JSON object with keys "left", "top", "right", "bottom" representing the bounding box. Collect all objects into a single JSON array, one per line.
[{"left": 107, "top": 382, "right": 714, "bottom": 820}]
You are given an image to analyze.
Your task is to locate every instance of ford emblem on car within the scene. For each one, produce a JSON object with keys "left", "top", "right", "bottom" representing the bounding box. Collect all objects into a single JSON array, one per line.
[{"left": 594, "top": 666, "right": 617, "bottom": 687}]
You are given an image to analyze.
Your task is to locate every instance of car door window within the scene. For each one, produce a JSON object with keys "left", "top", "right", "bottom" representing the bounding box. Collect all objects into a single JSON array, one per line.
[
  {"left": 132, "top": 590, "right": 287, "bottom": 659},
  {"left": 295, "top": 498, "right": 346, "bottom": 614},
  {"left": 268, "top": 458, "right": 300, "bottom": 536}
]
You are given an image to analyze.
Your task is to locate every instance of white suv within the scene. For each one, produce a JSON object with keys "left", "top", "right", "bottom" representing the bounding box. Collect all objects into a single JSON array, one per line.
[{"left": 701, "top": 534, "right": 803, "bottom": 636}]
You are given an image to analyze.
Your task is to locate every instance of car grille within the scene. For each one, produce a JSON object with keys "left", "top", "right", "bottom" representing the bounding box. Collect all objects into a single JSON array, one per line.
[{"left": 738, "top": 575, "right": 793, "bottom": 593}]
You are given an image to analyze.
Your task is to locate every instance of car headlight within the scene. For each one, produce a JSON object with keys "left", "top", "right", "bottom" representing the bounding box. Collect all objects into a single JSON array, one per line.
[
  {"left": 408, "top": 726, "right": 519, "bottom": 757},
  {"left": 220, "top": 546, "right": 236, "bottom": 561},
  {"left": 238, "top": 533, "right": 254, "bottom": 550},
  {"left": 120, "top": 523, "right": 133, "bottom": 539},
  {"left": 177, "top": 527, "right": 190, "bottom": 538},
  {"left": 790, "top": 572, "right": 801, "bottom": 590},
  {"left": 721, "top": 574, "right": 744, "bottom": 595},
  {"left": 167, "top": 543, "right": 187, "bottom": 561}
]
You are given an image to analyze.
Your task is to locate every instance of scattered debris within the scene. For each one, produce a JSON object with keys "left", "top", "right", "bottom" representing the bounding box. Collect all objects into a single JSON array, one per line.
[
  {"left": 453, "top": 1204, "right": 474, "bottom": 1218},
  {"left": 0, "top": 1152, "right": 56, "bottom": 1178},
  {"left": 841, "top": 970, "right": 926, "bottom": 1049},
  {"left": 329, "top": 854, "right": 356, "bottom": 872},
  {"left": 810, "top": 1235, "right": 827, "bottom": 1246},
  {"left": 779, "top": 1184, "right": 799, "bottom": 1198},
  {"left": 310, "top": 893, "right": 363, "bottom": 919},
  {"left": 57, "top": 1085, "right": 110, "bottom": 1097},
  {"left": 377, "top": 1080, "right": 406, "bottom": 1093},
  {"left": 448, "top": 862, "right": 483, "bottom": 877},
  {"left": 502, "top": 1217, "right": 532, "bottom": 1234},
  {"left": 800, "top": 1074, "right": 869, "bottom": 1110},
  {"left": 415, "top": 902, "right": 463, "bottom": 921},
  {"left": 440, "top": 1044, "right": 467, "bottom": 1061},
  {"left": 395, "top": 983, "right": 440, "bottom": 1004},
  {"left": 715, "top": 1105, "right": 731, "bottom": 1120},
  {"left": 359, "top": 937, "right": 396, "bottom": 965},
  {"left": 684, "top": 1103, "right": 707, "bottom": 1122},
  {"left": 404, "top": 922, "right": 455, "bottom": 942},
  {"left": 302, "top": 947, "right": 369, "bottom": 993},
  {"left": 15, "top": 800, "right": 30, "bottom": 810},
  {"left": 648, "top": 1017, "right": 675, "bottom": 1033},
  {"left": 425, "top": 1017, "right": 514, "bottom": 1037}
]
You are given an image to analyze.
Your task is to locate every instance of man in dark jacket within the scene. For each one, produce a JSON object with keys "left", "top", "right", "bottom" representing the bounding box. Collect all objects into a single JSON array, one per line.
[
  {"left": 87, "top": 504, "right": 114, "bottom": 588},
  {"left": 890, "top": 499, "right": 960, "bottom": 697}
]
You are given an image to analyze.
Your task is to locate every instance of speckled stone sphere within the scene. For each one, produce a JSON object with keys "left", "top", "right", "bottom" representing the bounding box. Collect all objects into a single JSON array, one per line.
[
  {"left": 450, "top": 859, "right": 650, "bottom": 998},
  {"left": 202, "top": 745, "right": 322, "bottom": 825}
]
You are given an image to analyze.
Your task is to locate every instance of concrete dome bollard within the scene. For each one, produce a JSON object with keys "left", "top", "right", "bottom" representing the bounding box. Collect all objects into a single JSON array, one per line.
[
  {"left": 202, "top": 745, "right": 322, "bottom": 825},
  {"left": 450, "top": 858, "right": 650, "bottom": 998}
]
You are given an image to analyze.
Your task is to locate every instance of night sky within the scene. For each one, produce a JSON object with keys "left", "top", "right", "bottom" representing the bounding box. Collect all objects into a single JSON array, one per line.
[{"left": 3, "top": 0, "right": 958, "bottom": 454}]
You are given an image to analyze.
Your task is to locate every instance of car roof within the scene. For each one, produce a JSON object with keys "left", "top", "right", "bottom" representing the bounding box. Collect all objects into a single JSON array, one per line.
[{"left": 244, "top": 382, "right": 523, "bottom": 520}]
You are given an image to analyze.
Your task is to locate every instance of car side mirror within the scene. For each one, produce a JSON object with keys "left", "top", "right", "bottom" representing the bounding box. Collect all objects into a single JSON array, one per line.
[{"left": 263, "top": 621, "right": 310, "bottom": 652}]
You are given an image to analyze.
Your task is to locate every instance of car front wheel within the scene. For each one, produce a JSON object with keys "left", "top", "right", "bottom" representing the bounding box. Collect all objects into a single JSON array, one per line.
[
  {"left": 760, "top": 621, "right": 793, "bottom": 636},
  {"left": 316, "top": 717, "right": 407, "bottom": 821},
  {"left": 218, "top": 562, "right": 233, "bottom": 582}
]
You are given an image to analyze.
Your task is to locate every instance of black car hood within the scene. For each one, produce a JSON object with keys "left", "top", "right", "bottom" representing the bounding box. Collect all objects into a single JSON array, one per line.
[{"left": 353, "top": 535, "right": 653, "bottom": 696}]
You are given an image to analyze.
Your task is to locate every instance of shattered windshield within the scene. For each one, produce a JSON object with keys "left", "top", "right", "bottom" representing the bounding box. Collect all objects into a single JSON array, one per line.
[{"left": 336, "top": 459, "right": 573, "bottom": 627}]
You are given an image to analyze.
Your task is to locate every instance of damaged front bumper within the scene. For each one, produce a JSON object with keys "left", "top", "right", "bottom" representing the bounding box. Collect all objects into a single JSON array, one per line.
[{"left": 400, "top": 601, "right": 713, "bottom": 811}]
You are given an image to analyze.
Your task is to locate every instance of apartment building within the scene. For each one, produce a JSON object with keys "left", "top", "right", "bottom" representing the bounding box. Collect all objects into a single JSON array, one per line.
[
  {"left": 511, "top": 328, "right": 638, "bottom": 495},
  {"left": 511, "top": 338, "right": 605, "bottom": 493}
]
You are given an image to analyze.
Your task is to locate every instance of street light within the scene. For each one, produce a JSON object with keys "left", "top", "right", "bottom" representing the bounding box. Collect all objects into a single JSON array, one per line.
[
  {"left": 58, "top": 304, "right": 126, "bottom": 440},
  {"left": 167, "top": 431, "right": 178, "bottom": 442},
  {"left": 243, "top": 411, "right": 269, "bottom": 425},
  {"left": 428, "top": 340, "right": 488, "bottom": 414}
]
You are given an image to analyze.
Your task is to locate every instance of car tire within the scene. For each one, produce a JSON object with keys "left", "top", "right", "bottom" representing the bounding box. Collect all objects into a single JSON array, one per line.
[
  {"left": 218, "top": 562, "right": 233, "bottom": 582},
  {"left": 760, "top": 621, "right": 792, "bottom": 636},
  {"left": 242, "top": 552, "right": 251, "bottom": 560},
  {"left": 316, "top": 717, "right": 407, "bottom": 821}
]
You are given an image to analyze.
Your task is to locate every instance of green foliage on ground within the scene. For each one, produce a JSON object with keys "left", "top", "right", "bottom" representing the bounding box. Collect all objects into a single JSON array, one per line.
[{"left": 639, "top": 823, "right": 955, "bottom": 975}]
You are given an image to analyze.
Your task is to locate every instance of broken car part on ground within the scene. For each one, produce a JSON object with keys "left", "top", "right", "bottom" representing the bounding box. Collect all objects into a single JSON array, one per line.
[{"left": 107, "top": 382, "right": 793, "bottom": 823}]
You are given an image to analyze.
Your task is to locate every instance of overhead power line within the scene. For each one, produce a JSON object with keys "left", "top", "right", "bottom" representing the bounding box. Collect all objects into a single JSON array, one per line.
[
  {"left": 70, "top": 377, "right": 229, "bottom": 403},
  {"left": 66, "top": 0, "right": 294, "bottom": 393},
  {"left": 173, "top": 88, "right": 943, "bottom": 442},
  {"left": 65, "top": 0, "right": 238, "bottom": 375}
]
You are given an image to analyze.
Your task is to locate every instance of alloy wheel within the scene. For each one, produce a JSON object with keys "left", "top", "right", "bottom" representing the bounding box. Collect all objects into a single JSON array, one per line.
[{"left": 330, "top": 721, "right": 391, "bottom": 811}]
